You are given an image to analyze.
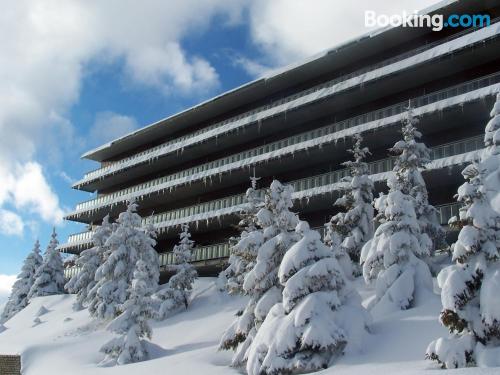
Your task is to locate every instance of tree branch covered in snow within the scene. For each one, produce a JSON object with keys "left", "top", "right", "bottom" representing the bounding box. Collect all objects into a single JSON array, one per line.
[
  {"left": 100, "top": 260, "right": 156, "bottom": 365},
  {"left": 28, "top": 230, "right": 65, "bottom": 299},
  {"left": 427, "top": 93, "right": 500, "bottom": 369},
  {"left": 220, "top": 180, "right": 299, "bottom": 367},
  {"left": 325, "top": 134, "right": 374, "bottom": 277},
  {"left": 67, "top": 215, "right": 114, "bottom": 312},
  {"left": 153, "top": 223, "right": 197, "bottom": 320},
  {"left": 360, "top": 110, "right": 435, "bottom": 315},
  {"left": 219, "top": 177, "right": 263, "bottom": 295},
  {"left": 89, "top": 202, "right": 159, "bottom": 320},
  {"left": 246, "top": 221, "right": 371, "bottom": 375},
  {"left": 1, "top": 240, "right": 43, "bottom": 322}
]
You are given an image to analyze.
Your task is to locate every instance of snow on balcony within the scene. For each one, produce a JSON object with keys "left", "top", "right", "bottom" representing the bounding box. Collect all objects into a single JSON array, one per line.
[
  {"left": 67, "top": 77, "right": 500, "bottom": 218},
  {"left": 73, "top": 21, "right": 500, "bottom": 188}
]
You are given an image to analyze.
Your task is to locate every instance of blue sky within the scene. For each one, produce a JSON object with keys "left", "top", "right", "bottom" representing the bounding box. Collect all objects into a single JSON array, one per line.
[{"left": 0, "top": 0, "right": 438, "bottom": 301}]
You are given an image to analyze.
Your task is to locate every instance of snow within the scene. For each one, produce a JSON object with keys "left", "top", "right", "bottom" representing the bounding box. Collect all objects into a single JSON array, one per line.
[
  {"left": 70, "top": 80, "right": 499, "bottom": 217},
  {"left": 74, "top": 22, "right": 500, "bottom": 188},
  {"left": 3, "top": 277, "right": 500, "bottom": 374}
]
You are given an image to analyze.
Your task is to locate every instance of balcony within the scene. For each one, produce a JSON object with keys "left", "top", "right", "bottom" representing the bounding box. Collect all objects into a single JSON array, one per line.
[
  {"left": 59, "top": 135, "right": 483, "bottom": 253},
  {"left": 63, "top": 200, "right": 461, "bottom": 279},
  {"left": 73, "top": 20, "right": 500, "bottom": 190},
  {"left": 66, "top": 72, "right": 500, "bottom": 220}
]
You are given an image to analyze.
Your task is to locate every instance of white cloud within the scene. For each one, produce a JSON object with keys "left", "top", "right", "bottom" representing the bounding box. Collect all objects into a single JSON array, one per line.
[
  {"left": 0, "top": 274, "right": 16, "bottom": 308},
  {"left": 89, "top": 111, "right": 139, "bottom": 147},
  {"left": 232, "top": 55, "right": 273, "bottom": 78},
  {"left": 0, "top": 0, "right": 246, "bottom": 229},
  {"left": 9, "top": 163, "right": 65, "bottom": 224},
  {"left": 247, "top": 0, "right": 440, "bottom": 66},
  {"left": 0, "top": 210, "right": 24, "bottom": 236}
]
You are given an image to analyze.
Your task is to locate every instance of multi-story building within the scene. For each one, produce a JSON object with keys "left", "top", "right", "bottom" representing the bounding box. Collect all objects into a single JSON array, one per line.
[{"left": 59, "top": 0, "right": 500, "bottom": 280}]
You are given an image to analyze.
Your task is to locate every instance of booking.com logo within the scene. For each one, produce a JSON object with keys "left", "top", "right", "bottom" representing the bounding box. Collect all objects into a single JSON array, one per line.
[{"left": 365, "top": 11, "right": 491, "bottom": 31}]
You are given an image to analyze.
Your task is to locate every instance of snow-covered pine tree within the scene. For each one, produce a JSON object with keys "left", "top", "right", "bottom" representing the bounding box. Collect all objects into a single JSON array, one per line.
[
  {"left": 483, "top": 93, "right": 500, "bottom": 215},
  {"left": 325, "top": 134, "right": 374, "bottom": 277},
  {"left": 221, "top": 180, "right": 299, "bottom": 367},
  {"left": 426, "top": 94, "right": 500, "bottom": 369},
  {"left": 246, "top": 221, "right": 371, "bottom": 375},
  {"left": 100, "top": 260, "right": 156, "bottom": 365},
  {"left": 1, "top": 240, "right": 43, "bottom": 322},
  {"left": 154, "top": 223, "right": 197, "bottom": 320},
  {"left": 220, "top": 176, "right": 263, "bottom": 295},
  {"left": 28, "top": 229, "right": 65, "bottom": 299},
  {"left": 391, "top": 105, "right": 444, "bottom": 258},
  {"left": 89, "top": 201, "right": 159, "bottom": 320},
  {"left": 218, "top": 181, "right": 265, "bottom": 354},
  {"left": 66, "top": 215, "right": 114, "bottom": 311},
  {"left": 360, "top": 177, "right": 433, "bottom": 314}
]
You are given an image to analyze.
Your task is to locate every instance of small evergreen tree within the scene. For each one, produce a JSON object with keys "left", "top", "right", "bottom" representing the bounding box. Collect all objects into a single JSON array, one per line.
[
  {"left": 246, "top": 221, "right": 370, "bottom": 375},
  {"left": 90, "top": 202, "right": 158, "bottom": 320},
  {"left": 1, "top": 240, "right": 43, "bottom": 322},
  {"left": 325, "top": 134, "right": 374, "bottom": 276},
  {"left": 28, "top": 229, "right": 65, "bottom": 299},
  {"left": 66, "top": 215, "right": 114, "bottom": 311},
  {"left": 392, "top": 105, "right": 444, "bottom": 257},
  {"left": 100, "top": 260, "right": 156, "bottom": 365},
  {"left": 154, "top": 224, "right": 197, "bottom": 320},
  {"left": 426, "top": 94, "right": 500, "bottom": 368},
  {"left": 221, "top": 180, "right": 298, "bottom": 367},
  {"left": 220, "top": 177, "right": 263, "bottom": 295}
]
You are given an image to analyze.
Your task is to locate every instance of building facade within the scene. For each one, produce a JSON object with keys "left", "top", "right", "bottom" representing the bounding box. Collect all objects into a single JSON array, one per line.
[{"left": 59, "top": 0, "right": 500, "bottom": 280}]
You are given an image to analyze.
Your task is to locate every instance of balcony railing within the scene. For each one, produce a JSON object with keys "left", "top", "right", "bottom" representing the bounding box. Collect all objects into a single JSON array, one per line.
[
  {"left": 74, "top": 21, "right": 499, "bottom": 188},
  {"left": 63, "top": 201, "right": 461, "bottom": 278},
  {"left": 62, "top": 135, "right": 483, "bottom": 250},
  {"left": 69, "top": 72, "right": 500, "bottom": 216}
]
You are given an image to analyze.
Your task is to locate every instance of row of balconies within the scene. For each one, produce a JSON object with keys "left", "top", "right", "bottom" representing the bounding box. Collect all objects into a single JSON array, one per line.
[
  {"left": 59, "top": 134, "right": 483, "bottom": 253},
  {"left": 63, "top": 200, "right": 461, "bottom": 279},
  {"left": 67, "top": 72, "right": 500, "bottom": 219},
  {"left": 73, "top": 21, "right": 499, "bottom": 189}
]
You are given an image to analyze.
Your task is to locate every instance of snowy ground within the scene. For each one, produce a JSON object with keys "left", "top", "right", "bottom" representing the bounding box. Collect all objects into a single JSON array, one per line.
[{"left": 0, "top": 278, "right": 498, "bottom": 375}]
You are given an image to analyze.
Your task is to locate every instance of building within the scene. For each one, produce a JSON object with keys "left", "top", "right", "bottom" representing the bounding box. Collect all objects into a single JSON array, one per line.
[{"left": 59, "top": 0, "right": 500, "bottom": 280}]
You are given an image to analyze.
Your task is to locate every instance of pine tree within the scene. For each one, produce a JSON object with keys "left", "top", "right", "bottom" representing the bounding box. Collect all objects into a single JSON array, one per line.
[
  {"left": 426, "top": 94, "right": 500, "bottom": 368},
  {"left": 220, "top": 177, "right": 263, "bottom": 295},
  {"left": 220, "top": 180, "right": 298, "bottom": 367},
  {"left": 246, "top": 221, "right": 370, "bottom": 375},
  {"left": 325, "top": 134, "right": 374, "bottom": 277},
  {"left": 66, "top": 215, "right": 114, "bottom": 311},
  {"left": 90, "top": 202, "right": 159, "bottom": 320},
  {"left": 100, "top": 260, "right": 156, "bottom": 365},
  {"left": 391, "top": 105, "right": 444, "bottom": 257},
  {"left": 360, "top": 118, "right": 435, "bottom": 314},
  {"left": 28, "top": 229, "right": 65, "bottom": 299},
  {"left": 1, "top": 240, "right": 43, "bottom": 322},
  {"left": 154, "top": 224, "right": 197, "bottom": 320}
]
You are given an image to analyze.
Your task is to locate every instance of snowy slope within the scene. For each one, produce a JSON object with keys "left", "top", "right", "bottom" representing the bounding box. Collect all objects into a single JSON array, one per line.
[{"left": 0, "top": 278, "right": 498, "bottom": 375}]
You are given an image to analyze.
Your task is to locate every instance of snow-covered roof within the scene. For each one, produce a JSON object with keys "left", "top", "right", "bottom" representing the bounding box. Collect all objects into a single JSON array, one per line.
[{"left": 81, "top": 0, "right": 462, "bottom": 162}]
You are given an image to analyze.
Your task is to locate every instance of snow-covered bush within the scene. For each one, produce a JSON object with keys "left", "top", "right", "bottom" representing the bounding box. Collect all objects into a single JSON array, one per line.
[
  {"left": 426, "top": 94, "right": 500, "bottom": 368},
  {"left": 1, "top": 240, "right": 43, "bottom": 322},
  {"left": 67, "top": 215, "right": 114, "bottom": 311},
  {"left": 220, "top": 177, "right": 263, "bottom": 295},
  {"left": 360, "top": 189, "right": 433, "bottom": 314},
  {"left": 220, "top": 180, "right": 298, "bottom": 367},
  {"left": 154, "top": 224, "right": 197, "bottom": 320},
  {"left": 360, "top": 109, "right": 439, "bottom": 314},
  {"left": 483, "top": 93, "right": 500, "bottom": 215},
  {"left": 390, "top": 105, "right": 444, "bottom": 258},
  {"left": 100, "top": 260, "right": 156, "bottom": 365},
  {"left": 246, "top": 221, "right": 371, "bottom": 375},
  {"left": 28, "top": 230, "right": 65, "bottom": 299},
  {"left": 89, "top": 202, "right": 159, "bottom": 320},
  {"left": 325, "top": 134, "right": 374, "bottom": 277}
]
